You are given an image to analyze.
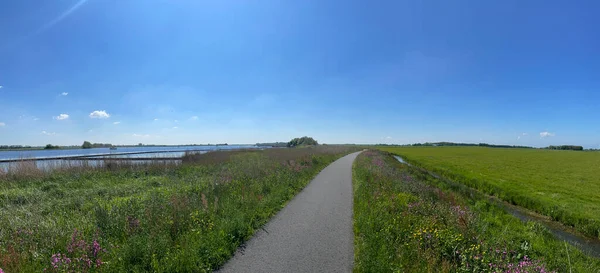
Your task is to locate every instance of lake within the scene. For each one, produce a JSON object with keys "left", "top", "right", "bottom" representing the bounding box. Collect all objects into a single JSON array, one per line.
[
  {"left": 0, "top": 145, "right": 261, "bottom": 172},
  {"left": 0, "top": 145, "right": 256, "bottom": 161}
]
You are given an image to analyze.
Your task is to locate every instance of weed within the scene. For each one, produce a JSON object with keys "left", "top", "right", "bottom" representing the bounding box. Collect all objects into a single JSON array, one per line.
[{"left": 353, "top": 150, "right": 600, "bottom": 272}]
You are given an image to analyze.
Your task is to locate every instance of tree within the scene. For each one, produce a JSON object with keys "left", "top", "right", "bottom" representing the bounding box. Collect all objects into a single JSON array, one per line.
[
  {"left": 287, "top": 136, "right": 318, "bottom": 147},
  {"left": 44, "top": 144, "right": 59, "bottom": 149},
  {"left": 82, "top": 141, "right": 93, "bottom": 149}
]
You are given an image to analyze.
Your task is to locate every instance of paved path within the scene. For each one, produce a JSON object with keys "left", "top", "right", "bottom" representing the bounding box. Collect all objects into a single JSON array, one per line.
[{"left": 218, "top": 152, "right": 361, "bottom": 273}]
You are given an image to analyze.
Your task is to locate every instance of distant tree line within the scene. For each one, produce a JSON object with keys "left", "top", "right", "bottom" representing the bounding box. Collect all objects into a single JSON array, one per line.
[
  {"left": 546, "top": 145, "right": 583, "bottom": 151},
  {"left": 413, "top": 142, "right": 533, "bottom": 149},
  {"left": 256, "top": 142, "right": 288, "bottom": 147},
  {"left": 287, "top": 136, "right": 318, "bottom": 147},
  {"left": 378, "top": 142, "right": 533, "bottom": 149},
  {"left": 0, "top": 145, "right": 34, "bottom": 150},
  {"left": 82, "top": 141, "right": 113, "bottom": 149},
  {"left": 44, "top": 144, "right": 60, "bottom": 149}
]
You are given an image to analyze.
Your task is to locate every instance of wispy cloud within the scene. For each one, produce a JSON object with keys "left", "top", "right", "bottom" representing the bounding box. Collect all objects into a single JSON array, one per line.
[
  {"left": 385, "top": 136, "right": 393, "bottom": 139},
  {"left": 89, "top": 110, "right": 110, "bottom": 119},
  {"left": 517, "top": 133, "right": 528, "bottom": 140},
  {"left": 132, "top": 133, "right": 151, "bottom": 138},
  {"left": 172, "top": 126, "right": 178, "bottom": 129},
  {"left": 113, "top": 121, "right": 121, "bottom": 125},
  {"left": 190, "top": 116, "right": 199, "bottom": 121},
  {"left": 0, "top": 122, "right": 5, "bottom": 127},
  {"left": 60, "top": 92, "right": 68, "bottom": 96},
  {"left": 174, "top": 120, "right": 179, "bottom": 123},
  {"left": 540, "top": 131, "right": 555, "bottom": 138},
  {"left": 154, "top": 118, "right": 159, "bottom": 121},
  {"left": 54, "top": 113, "right": 69, "bottom": 120},
  {"left": 33, "top": 117, "right": 39, "bottom": 121},
  {"left": 42, "top": 131, "right": 56, "bottom": 136},
  {"left": 36, "top": 0, "right": 90, "bottom": 35},
  {"left": 0, "top": 86, "right": 3, "bottom": 89}
]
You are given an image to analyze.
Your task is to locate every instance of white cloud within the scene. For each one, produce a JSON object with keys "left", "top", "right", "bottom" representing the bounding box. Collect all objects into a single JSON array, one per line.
[
  {"left": 190, "top": 116, "right": 198, "bottom": 121},
  {"left": 60, "top": 92, "right": 68, "bottom": 96},
  {"left": 113, "top": 121, "right": 121, "bottom": 125},
  {"left": 132, "top": 133, "right": 151, "bottom": 138},
  {"left": 517, "top": 133, "right": 528, "bottom": 140},
  {"left": 153, "top": 118, "right": 159, "bottom": 121},
  {"left": 89, "top": 110, "right": 110, "bottom": 119},
  {"left": 174, "top": 120, "right": 179, "bottom": 123},
  {"left": 540, "top": 131, "right": 555, "bottom": 138},
  {"left": 0, "top": 85, "right": 3, "bottom": 89},
  {"left": 54, "top": 113, "right": 69, "bottom": 120},
  {"left": 385, "top": 136, "right": 393, "bottom": 139},
  {"left": 0, "top": 122, "right": 5, "bottom": 126},
  {"left": 172, "top": 126, "right": 178, "bottom": 129},
  {"left": 42, "top": 131, "right": 56, "bottom": 136},
  {"left": 33, "top": 117, "right": 39, "bottom": 121}
]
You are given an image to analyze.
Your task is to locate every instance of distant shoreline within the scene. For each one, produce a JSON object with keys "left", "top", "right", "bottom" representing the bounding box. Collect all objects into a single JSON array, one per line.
[{"left": 0, "top": 144, "right": 237, "bottom": 152}]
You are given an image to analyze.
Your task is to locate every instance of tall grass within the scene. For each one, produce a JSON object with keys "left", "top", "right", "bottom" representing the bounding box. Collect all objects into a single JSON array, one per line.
[
  {"left": 0, "top": 146, "right": 359, "bottom": 272},
  {"left": 378, "top": 146, "right": 600, "bottom": 239},
  {"left": 353, "top": 150, "right": 600, "bottom": 272},
  {"left": 0, "top": 158, "right": 179, "bottom": 185}
]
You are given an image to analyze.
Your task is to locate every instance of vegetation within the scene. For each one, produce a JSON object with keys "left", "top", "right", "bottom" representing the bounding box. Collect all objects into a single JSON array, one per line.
[
  {"left": 0, "top": 145, "right": 35, "bottom": 150},
  {"left": 378, "top": 146, "right": 600, "bottom": 239},
  {"left": 44, "top": 144, "right": 60, "bottom": 150},
  {"left": 353, "top": 150, "right": 600, "bottom": 272},
  {"left": 82, "top": 141, "right": 113, "bottom": 149},
  {"left": 378, "top": 142, "right": 533, "bottom": 149},
  {"left": 547, "top": 145, "right": 583, "bottom": 151},
  {"left": 256, "top": 142, "right": 288, "bottom": 147},
  {"left": 0, "top": 146, "right": 357, "bottom": 272},
  {"left": 287, "top": 136, "right": 318, "bottom": 147}
]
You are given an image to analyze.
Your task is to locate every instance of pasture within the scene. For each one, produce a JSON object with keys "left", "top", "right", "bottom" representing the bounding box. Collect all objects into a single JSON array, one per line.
[{"left": 377, "top": 146, "right": 600, "bottom": 239}]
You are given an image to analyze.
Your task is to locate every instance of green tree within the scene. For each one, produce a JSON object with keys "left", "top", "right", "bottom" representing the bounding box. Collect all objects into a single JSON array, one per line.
[
  {"left": 82, "top": 141, "right": 93, "bottom": 149},
  {"left": 44, "top": 144, "right": 59, "bottom": 149},
  {"left": 287, "top": 136, "right": 318, "bottom": 147}
]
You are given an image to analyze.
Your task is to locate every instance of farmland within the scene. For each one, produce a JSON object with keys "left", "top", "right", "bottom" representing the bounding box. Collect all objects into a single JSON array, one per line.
[
  {"left": 353, "top": 150, "right": 600, "bottom": 272},
  {"left": 0, "top": 146, "right": 357, "bottom": 272},
  {"left": 377, "top": 146, "right": 600, "bottom": 239}
]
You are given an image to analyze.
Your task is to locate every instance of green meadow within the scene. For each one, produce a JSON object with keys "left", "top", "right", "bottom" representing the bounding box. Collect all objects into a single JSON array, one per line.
[
  {"left": 377, "top": 146, "right": 600, "bottom": 239},
  {"left": 352, "top": 150, "right": 600, "bottom": 272},
  {"left": 0, "top": 147, "right": 357, "bottom": 272}
]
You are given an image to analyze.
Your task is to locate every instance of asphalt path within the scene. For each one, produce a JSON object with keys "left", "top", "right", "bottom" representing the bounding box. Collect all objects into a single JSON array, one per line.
[{"left": 217, "top": 151, "right": 362, "bottom": 273}]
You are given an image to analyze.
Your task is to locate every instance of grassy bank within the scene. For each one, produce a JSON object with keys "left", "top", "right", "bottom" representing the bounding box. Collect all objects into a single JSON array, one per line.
[
  {"left": 0, "top": 146, "right": 357, "bottom": 272},
  {"left": 353, "top": 150, "right": 600, "bottom": 272},
  {"left": 377, "top": 146, "right": 600, "bottom": 239}
]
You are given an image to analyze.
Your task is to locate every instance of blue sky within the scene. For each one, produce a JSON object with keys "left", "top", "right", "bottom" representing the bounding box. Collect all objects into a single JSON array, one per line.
[{"left": 0, "top": 0, "right": 599, "bottom": 147}]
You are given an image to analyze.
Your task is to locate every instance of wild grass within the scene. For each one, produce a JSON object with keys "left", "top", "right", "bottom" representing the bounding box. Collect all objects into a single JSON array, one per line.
[
  {"left": 0, "top": 146, "right": 358, "bottom": 272},
  {"left": 353, "top": 150, "right": 600, "bottom": 272},
  {"left": 378, "top": 146, "right": 600, "bottom": 239}
]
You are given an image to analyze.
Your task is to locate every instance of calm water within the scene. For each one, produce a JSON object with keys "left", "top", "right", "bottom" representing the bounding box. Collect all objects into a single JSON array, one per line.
[
  {"left": 0, "top": 145, "right": 255, "bottom": 161},
  {"left": 0, "top": 146, "right": 257, "bottom": 172}
]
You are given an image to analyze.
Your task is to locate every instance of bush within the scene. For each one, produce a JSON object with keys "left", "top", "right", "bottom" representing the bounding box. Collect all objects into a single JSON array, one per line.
[{"left": 287, "top": 136, "right": 318, "bottom": 147}]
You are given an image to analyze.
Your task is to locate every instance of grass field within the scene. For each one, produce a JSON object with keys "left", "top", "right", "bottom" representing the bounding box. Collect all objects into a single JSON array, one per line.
[
  {"left": 377, "top": 146, "right": 600, "bottom": 239},
  {"left": 353, "top": 150, "right": 600, "bottom": 272},
  {"left": 0, "top": 146, "right": 357, "bottom": 272}
]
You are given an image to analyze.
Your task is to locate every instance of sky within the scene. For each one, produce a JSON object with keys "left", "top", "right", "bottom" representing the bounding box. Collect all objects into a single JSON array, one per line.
[{"left": 0, "top": 0, "right": 599, "bottom": 147}]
